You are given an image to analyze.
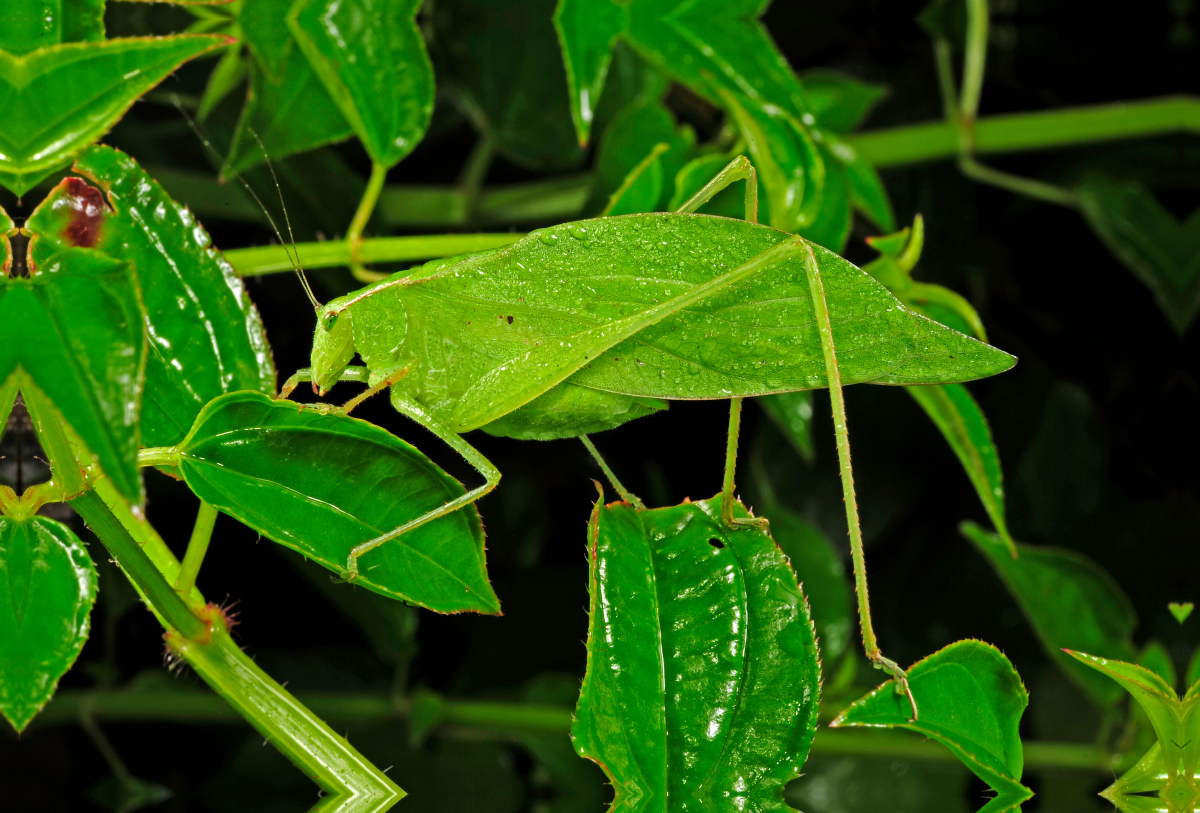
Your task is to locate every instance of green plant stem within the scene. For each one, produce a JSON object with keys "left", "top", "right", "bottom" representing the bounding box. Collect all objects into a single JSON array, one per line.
[
  {"left": 847, "top": 95, "right": 1200, "bottom": 167},
  {"left": 70, "top": 490, "right": 209, "bottom": 641},
  {"left": 175, "top": 501, "right": 218, "bottom": 594},
  {"left": 376, "top": 174, "right": 591, "bottom": 228},
  {"left": 347, "top": 162, "right": 390, "bottom": 282},
  {"left": 36, "top": 688, "right": 1108, "bottom": 770},
  {"left": 958, "top": 155, "right": 1078, "bottom": 206},
  {"left": 721, "top": 397, "right": 744, "bottom": 524},
  {"left": 932, "top": 37, "right": 960, "bottom": 121},
  {"left": 959, "top": 0, "right": 989, "bottom": 124},
  {"left": 225, "top": 233, "right": 525, "bottom": 276},
  {"left": 580, "top": 435, "right": 645, "bottom": 509}
]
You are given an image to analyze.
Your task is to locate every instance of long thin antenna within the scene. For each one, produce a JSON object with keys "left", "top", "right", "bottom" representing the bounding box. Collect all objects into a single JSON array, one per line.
[{"left": 170, "top": 94, "right": 323, "bottom": 314}]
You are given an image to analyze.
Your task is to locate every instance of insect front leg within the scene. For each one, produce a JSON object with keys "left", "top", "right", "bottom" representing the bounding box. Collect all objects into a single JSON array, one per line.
[
  {"left": 278, "top": 366, "right": 370, "bottom": 400},
  {"left": 342, "top": 393, "right": 500, "bottom": 582}
]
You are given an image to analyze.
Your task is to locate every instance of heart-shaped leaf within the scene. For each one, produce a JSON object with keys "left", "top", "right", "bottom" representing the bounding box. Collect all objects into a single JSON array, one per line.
[
  {"left": 0, "top": 248, "right": 146, "bottom": 504},
  {"left": 0, "top": 0, "right": 104, "bottom": 56},
  {"left": 1077, "top": 174, "right": 1200, "bottom": 335},
  {"left": 573, "top": 495, "right": 820, "bottom": 811},
  {"left": 1171, "top": 602, "right": 1195, "bottom": 624},
  {"left": 0, "top": 514, "right": 98, "bottom": 733},
  {"left": 962, "top": 522, "right": 1137, "bottom": 708},
  {"left": 26, "top": 146, "right": 276, "bottom": 449},
  {"left": 0, "top": 36, "right": 226, "bottom": 195},
  {"left": 175, "top": 391, "right": 499, "bottom": 614},
  {"left": 832, "top": 640, "right": 1033, "bottom": 813},
  {"left": 289, "top": 0, "right": 433, "bottom": 170}
]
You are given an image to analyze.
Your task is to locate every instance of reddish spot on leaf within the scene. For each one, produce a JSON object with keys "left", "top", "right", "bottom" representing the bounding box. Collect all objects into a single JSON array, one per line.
[{"left": 60, "top": 178, "right": 107, "bottom": 248}]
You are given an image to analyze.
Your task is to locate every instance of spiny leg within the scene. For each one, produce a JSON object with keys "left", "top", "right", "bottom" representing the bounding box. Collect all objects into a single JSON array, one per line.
[
  {"left": 675, "top": 155, "right": 761, "bottom": 527},
  {"left": 580, "top": 435, "right": 645, "bottom": 509},
  {"left": 278, "top": 366, "right": 369, "bottom": 400},
  {"left": 343, "top": 394, "right": 500, "bottom": 581},
  {"left": 338, "top": 364, "right": 412, "bottom": 416},
  {"left": 802, "top": 243, "right": 918, "bottom": 721}
]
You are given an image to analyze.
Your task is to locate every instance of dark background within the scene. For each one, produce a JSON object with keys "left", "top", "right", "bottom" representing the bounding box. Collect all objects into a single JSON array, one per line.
[{"left": 2, "top": 1, "right": 1198, "bottom": 811}]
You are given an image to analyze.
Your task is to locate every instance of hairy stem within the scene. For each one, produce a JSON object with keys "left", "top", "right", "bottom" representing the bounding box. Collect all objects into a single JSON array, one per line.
[
  {"left": 580, "top": 435, "right": 645, "bottom": 509},
  {"left": 721, "top": 397, "right": 744, "bottom": 525}
]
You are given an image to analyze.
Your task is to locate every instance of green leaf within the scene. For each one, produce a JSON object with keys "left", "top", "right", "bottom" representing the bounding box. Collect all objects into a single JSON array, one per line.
[
  {"left": 240, "top": 0, "right": 292, "bottom": 81},
  {"left": 175, "top": 391, "right": 499, "bottom": 614},
  {"left": 962, "top": 522, "right": 1138, "bottom": 708},
  {"left": 553, "top": 0, "right": 630, "bottom": 146},
  {"left": 1139, "top": 641, "right": 1178, "bottom": 689},
  {"left": 0, "top": 250, "right": 146, "bottom": 504},
  {"left": 837, "top": 137, "right": 896, "bottom": 232},
  {"left": 432, "top": 0, "right": 585, "bottom": 171},
  {"left": 799, "top": 70, "right": 887, "bottom": 134},
  {"left": 760, "top": 501, "right": 853, "bottom": 667},
  {"left": 909, "top": 384, "right": 1012, "bottom": 551},
  {"left": 226, "top": 45, "right": 354, "bottom": 175},
  {"left": 0, "top": 36, "right": 226, "bottom": 195},
  {"left": 1171, "top": 602, "right": 1194, "bottom": 624},
  {"left": 481, "top": 381, "right": 667, "bottom": 440},
  {"left": 196, "top": 42, "right": 246, "bottom": 122},
  {"left": 832, "top": 640, "right": 1033, "bottom": 813},
  {"left": 758, "top": 390, "right": 816, "bottom": 464},
  {"left": 0, "top": 0, "right": 105, "bottom": 56},
  {"left": 1076, "top": 174, "right": 1200, "bottom": 334},
  {"left": 573, "top": 495, "right": 820, "bottom": 811},
  {"left": 289, "top": 0, "right": 433, "bottom": 169},
  {"left": 586, "top": 100, "right": 694, "bottom": 215},
  {"left": 26, "top": 146, "right": 276, "bottom": 449},
  {"left": 0, "top": 514, "right": 97, "bottom": 733},
  {"left": 602, "top": 144, "right": 667, "bottom": 217},
  {"left": 800, "top": 149, "right": 852, "bottom": 250}
]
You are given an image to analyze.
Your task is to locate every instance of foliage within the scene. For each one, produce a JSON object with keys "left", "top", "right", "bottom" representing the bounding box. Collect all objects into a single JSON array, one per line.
[{"left": 1, "top": 1, "right": 1196, "bottom": 812}]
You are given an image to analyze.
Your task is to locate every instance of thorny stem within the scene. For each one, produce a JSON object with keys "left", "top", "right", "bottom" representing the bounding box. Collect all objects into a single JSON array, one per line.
[
  {"left": 175, "top": 501, "right": 219, "bottom": 594},
  {"left": 347, "top": 161, "right": 390, "bottom": 283},
  {"left": 802, "top": 244, "right": 918, "bottom": 720},
  {"left": 580, "top": 435, "right": 645, "bottom": 509}
]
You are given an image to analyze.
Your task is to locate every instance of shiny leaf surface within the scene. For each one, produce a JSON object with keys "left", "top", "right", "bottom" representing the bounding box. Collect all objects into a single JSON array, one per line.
[
  {"left": 1076, "top": 174, "right": 1200, "bottom": 335},
  {"left": 0, "top": 0, "right": 104, "bottom": 56},
  {"left": 289, "top": 0, "right": 433, "bottom": 169},
  {"left": 962, "top": 522, "right": 1138, "bottom": 708},
  {"left": 0, "top": 514, "right": 97, "bottom": 733},
  {"left": 573, "top": 495, "right": 820, "bottom": 812},
  {"left": 553, "top": 0, "right": 629, "bottom": 145},
  {"left": 0, "top": 36, "right": 226, "bottom": 195},
  {"left": 586, "top": 100, "right": 693, "bottom": 215},
  {"left": 832, "top": 640, "right": 1033, "bottom": 813},
  {"left": 176, "top": 391, "right": 498, "bottom": 613},
  {"left": 26, "top": 146, "right": 275, "bottom": 448},
  {"left": 908, "top": 384, "right": 1012, "bottom": 551},
  {"left": 800, "top": 70, "right": 887, "bottom": 134},
  {"left": 0, "top": 249, "right": 145, "bottom": 504}
]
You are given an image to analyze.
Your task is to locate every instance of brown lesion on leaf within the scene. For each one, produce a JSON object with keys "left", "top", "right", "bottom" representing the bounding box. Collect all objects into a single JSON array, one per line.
[{"left": 59, "top": 178, "right": 108, "bottom": 248}]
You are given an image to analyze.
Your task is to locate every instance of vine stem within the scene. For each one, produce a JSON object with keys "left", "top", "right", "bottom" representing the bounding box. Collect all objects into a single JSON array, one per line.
[
  {"left": 225, "top": 233, "right": 524, "bottom": 277},
  {"left": 175, "top": 501, "right": 219, "bottom": 594},
  {"left": 347, "top": 162, "right": 389, "bottom": 282},
  {"left": 802, "top": 244, "right": 917, "bottom": 720}
]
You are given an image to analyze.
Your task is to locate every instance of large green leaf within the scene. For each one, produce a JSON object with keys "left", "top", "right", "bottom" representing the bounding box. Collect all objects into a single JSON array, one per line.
[
  {"left": 1076, "top": 174, "right": 1200, "bottom": 335},
  {"left": 289, "top": 0, "right": 433, "bottom": 169},
  {"left": 0, "top": 36, "right": 226, "bottom": 195},
  {"left": 0, "top": 250, "right": 146, "bottom": 504},
  {"left": 910, "top": 384, "right": 1012, "bottom": 551},
  {"left": 432, "top": 0, "right": 585, "bottom": 171},
  {"left": 832, "top": 640, "right": 1033, "bottom": 813},
  {"left": 962, "top": 522, "right": 1138, "bottom": 708},
  {"left": 573, "top": 495, "right": 820, "bottom": 811},
  {"left": 175, "top": 391, "right": 499, "bottom": 614},
  {"left": 26, "top": 146, "right": 275, "bottom": 449},
  {"left": 0, "top": 0, "right": 105, "bottom": 56},
  {"left": 0, "top": 514, "right": 97, "bottom": 733}
]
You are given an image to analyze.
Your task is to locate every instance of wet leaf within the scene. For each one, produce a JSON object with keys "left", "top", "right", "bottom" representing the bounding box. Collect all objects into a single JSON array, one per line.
[
  {"left": 553, "top": 0, "right": 630, "bottom": 146},
  {"left": 289, "top": 0, "right": 433, "bottom": 169},
  {"left": 832, "top": 640, "right": 1033, "bottom": 813},
  {"left": 0, "top": 249, "right": 146, "bottom": 504},
  {"left": 1076, "top": 174, "right": 1200, "bottom": 335},
  {"left": 962, "top": 522, "right": 1138, "bottom": 708},
  {"left": 0, "top": 514, "right": 97, "bottom": 733},
  {"left": 800, "top": 70, "right": 887, "bottom": 134},
  {"left": 433, "top": 0, "right": 585, "bottom": 170},
  {"left": 0, "top": 0, "right": 104, "bottom": 56},
  {"left": 26, "top": 146, "right": 275, "bottom": 449},
  {"left": 573, "top": 495, "right": 820, "bottom": 812},
  {"left": 175, "top": 391, "right": 498, "bottom": 614},
  {"left": 0, "top": 35, "right": 226, "bottom": 195},
  {"left": 909, "top": 384, "right": 1012, "bottom": 551}
]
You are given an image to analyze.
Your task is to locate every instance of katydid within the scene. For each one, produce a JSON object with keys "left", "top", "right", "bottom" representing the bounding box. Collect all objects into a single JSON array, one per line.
[{"left": 280, "top": 157, "right": 1012, "bottom": 708}]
